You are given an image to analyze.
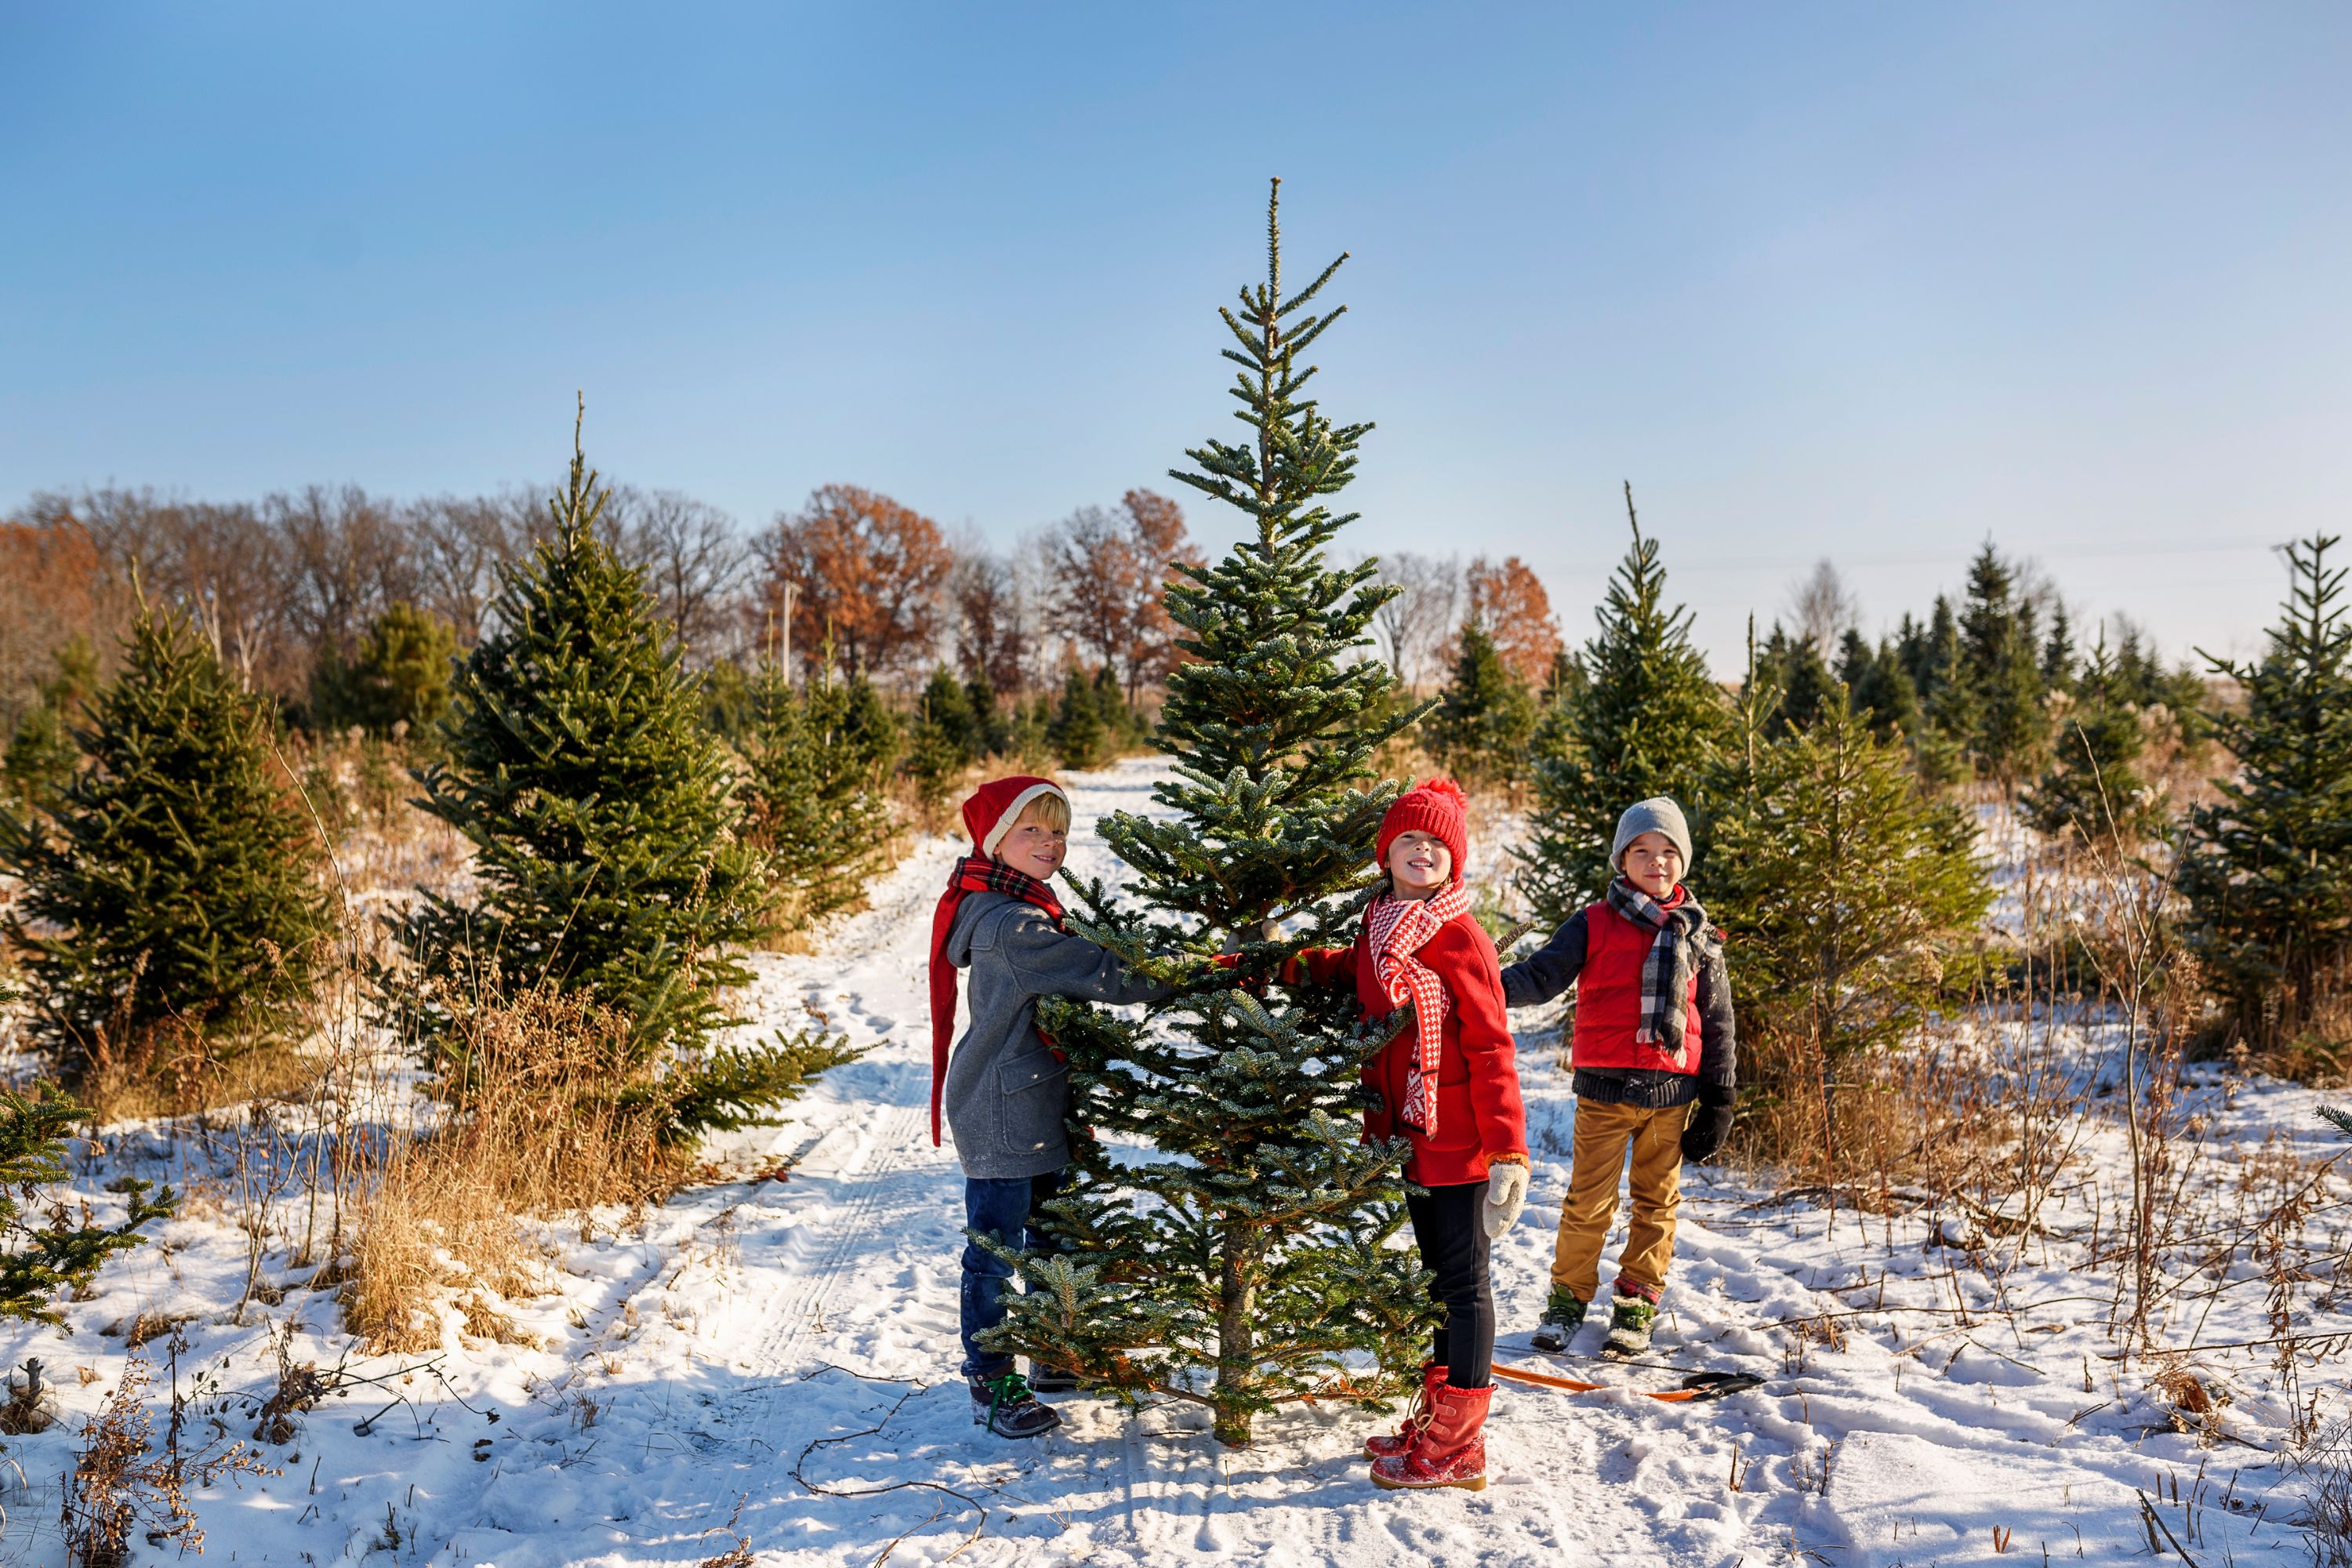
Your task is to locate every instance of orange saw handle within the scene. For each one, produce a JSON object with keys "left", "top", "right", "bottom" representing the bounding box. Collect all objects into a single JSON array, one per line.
[{"left": 1490, "top": 1363, "right": 1762, "bottom": 1403}]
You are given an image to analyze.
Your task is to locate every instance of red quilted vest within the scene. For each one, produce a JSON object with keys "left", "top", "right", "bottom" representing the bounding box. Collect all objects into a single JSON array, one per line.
[{"left": 1569, "top": 898, "right": 1703, "bottom": 1075}]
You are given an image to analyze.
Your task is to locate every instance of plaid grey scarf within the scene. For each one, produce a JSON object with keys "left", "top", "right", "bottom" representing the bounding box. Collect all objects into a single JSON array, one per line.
[{"left": 1603, "top": 877, "right": 1715, "bottom": 1062}]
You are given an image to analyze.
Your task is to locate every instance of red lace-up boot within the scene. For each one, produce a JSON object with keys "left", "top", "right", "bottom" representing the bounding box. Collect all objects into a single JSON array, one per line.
[
  {"left": 1363, "top": 1361, "right": 1445, "bottom": 1459},
  {"left": 1369, "top": 1376, "right": 1491, "bottom": 1491}
]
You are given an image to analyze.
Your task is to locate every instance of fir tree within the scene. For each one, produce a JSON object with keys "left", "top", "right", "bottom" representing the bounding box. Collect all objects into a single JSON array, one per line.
[
  {"left": 1515, "top": 484, "right": 1730, "bottom": 926},
  {"left": 2021, "top": 642, "right": 2159, "bottom": 846},
  {"left": 2, "top": 636, "right": 98, "bottom": 815},
  {"left": 396, "top": 405, "right": 837, "bottom": 1142},
  {"left": 0, "top": 604, "right": 331, "bottom": 1090},
  {"left": 1953, "top": 543, "right": 2049, "bottom": 790},
  {"left": 904, "top": 665, "right": 979, "bottom": 811},
  {"left": 1763, "top": 623, "right": 1836, "bottom": 736},
  {"left": 2176, "top": 535, "right": 2352, "bottom": 1049},
  {"left": 985, "top": 180, "right": 1432, "bottom": 1446},
  {"left": 2042, "top": 603, "right": 2078, "bottom": 694},
  {"left": 1048, "top": 666, "right": 1109, "bottom": 770},
  {"left": 1428, "top": 620, "right": 1535, "bottom": 787},
  {"left": 961, "top": 669, "right": 1005, "bottom": 757},
  {"left": 738, "top": 651, "right": 900, "bottom": 937},
  {"left": 310, "top": 603, "right": 459, "bottom": 738},
  {"left": 1711, "top": 687, "right": 1992, "bottom": 1160},
  {"left": 0, "top": 1084, "right": 174, "bottom": 1323}
]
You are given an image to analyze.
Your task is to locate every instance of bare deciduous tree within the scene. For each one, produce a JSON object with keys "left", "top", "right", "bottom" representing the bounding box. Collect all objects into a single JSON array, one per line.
[
  {"left": 1788, "top": 558, "right": 1861, "bottom": 661},
  {"left": 1370, "top": 552, "right": 1462, "bottom": 691},
  {"left": 949, "top": 546, "right": 1031, "bottom": 696},
  {"left": 1043, "top": 489, "right": 1203, "bottom": 702},
  {"left": 599, "top": 485, "right": 748, "bottom": 665}
]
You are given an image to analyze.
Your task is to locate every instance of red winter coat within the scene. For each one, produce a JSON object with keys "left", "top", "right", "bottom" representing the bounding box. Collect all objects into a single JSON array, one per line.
[
  {"left": 1299, "top": 912, "right": 1529, "bottom": 1186},
  {"left": 1570, "top": 898, "right": 1704, "bottom": 1074}
]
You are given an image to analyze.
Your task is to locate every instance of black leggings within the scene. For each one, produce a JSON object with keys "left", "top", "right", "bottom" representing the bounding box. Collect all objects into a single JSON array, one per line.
[{"left": 1406, "top": 1179, "right": 1494, "bottom": 1390}]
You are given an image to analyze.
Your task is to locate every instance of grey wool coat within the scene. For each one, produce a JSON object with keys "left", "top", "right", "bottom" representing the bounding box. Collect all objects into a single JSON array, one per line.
[{"left": 941, "top": 891, "right": 1171, "bottom": 1180}]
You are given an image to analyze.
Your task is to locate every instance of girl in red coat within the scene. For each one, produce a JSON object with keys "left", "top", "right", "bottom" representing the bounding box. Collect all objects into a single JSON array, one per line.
[{"left": 1294, "top": 778, "right": 1529, "bottom": 1491}]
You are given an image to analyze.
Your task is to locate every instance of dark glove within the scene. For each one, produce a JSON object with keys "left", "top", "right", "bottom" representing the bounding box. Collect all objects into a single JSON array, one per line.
[
  {"left": 1208, "top": 952, "right": 1266, "bottom": 998},
  {"left": 1680, "top": 1082, "right": 1736, "bottom": 1163}
]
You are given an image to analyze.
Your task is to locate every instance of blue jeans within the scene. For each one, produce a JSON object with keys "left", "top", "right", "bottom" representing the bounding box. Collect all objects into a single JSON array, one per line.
[{"left": 960, "top": 1170, "right": 1065, "bottom": 1383}]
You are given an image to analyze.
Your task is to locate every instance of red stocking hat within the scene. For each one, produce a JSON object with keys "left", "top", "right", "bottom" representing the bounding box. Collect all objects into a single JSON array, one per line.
[
  {"left": 961, "top": 775, "right": 1066, "bottom": 857},
  {"left": 929, "top": 775, "right": 1069, "bottom": 1145}
]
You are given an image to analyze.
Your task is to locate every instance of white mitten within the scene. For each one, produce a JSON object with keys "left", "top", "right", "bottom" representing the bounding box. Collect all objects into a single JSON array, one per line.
[{"left": 1483, "top": 1160, "right": 1530, "bottom": 1239}]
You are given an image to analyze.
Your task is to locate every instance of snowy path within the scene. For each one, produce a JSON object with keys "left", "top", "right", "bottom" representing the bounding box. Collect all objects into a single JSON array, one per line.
[{"left": 2, "top": 757, "right": 2340, "bottom": 1566}]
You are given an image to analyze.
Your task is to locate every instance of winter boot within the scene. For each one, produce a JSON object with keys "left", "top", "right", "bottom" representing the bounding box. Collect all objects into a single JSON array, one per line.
[
  {"left": 1530, "top": 1287, "right": 1588, "bottom": 1353},
  {"left": 971, "top": 1370, "right": 1062, "bottom": 1439},
  {"left": 1600, "top": 1292, "right": 1657, "bottom": 1359},
  {"left": 1025, "top": 1360, "right": 1082, "bottom": 1395},
  {"left": 1370, "top": 1377, "right": 1492, "bottom": 1492},
  {"left": 1363, "top": 1361, "right": 1444, "bottom": 1459}
]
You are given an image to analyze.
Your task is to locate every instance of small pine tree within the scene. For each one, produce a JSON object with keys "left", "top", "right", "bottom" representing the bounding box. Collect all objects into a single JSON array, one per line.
[
  {"left": 1049, "top": 666, "right": 1109, "bottom": 770},
  {"left": 961, "top": 669, "right": 1004, "bottom": 757},
  {"left": 3, "top": 636, "right": 99, "bottom": 814},
  {"left": 1763, "top": 623, "right": 1836, "bottom": 736},
  {"left": 1952, "top": 543, "right": 2049, "bottom": 792},
  {"left": 0, "top": 604, "right": 331, "bottom": 1091},
  {"left": 311, "top": 603, "right": 459, "bottom": 738},
  {"left": 2021, "top": 643, "right": 2159, "bottom": 847},
  {"left": 1428, "top": 620, "right": 1536, "bottom": 787},
  {"left": 904, "top": 666, "right": 978, "bottom": 811},
  {"left": 2042, "top": 603, "right": 2078, "bottom": 694},
  {"left": 0, "top": 1085, "right": 174, "bottom": 1323},
  {"left": 397, "top": 405, "right": 836, "bottom": 1142},
  {"left": 1711, "top": 687, "right": 1993, "bottom": 1163},
  {"left": 985, "top": 180, "right": 1432, "bottom": 1447},
  {"left": 738, "top": 652, "right": 900, "bottom": 938},
  {"left": 2176, "top": 534, "right": 2352, "bottom": 1050},
  {"left": 1516, "top": 485, "right": 1730, "bottom": 926}
]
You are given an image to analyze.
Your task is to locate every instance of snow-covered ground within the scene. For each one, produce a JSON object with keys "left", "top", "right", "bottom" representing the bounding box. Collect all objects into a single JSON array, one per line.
[{"left": 1, "top": 757, "right": 2345, "bottom": 1566}]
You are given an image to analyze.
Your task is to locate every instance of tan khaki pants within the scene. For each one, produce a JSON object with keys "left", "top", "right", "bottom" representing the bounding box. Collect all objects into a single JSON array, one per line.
[{"left": 1551, "top": 1098, "right": 1687, "bottom": 1301}]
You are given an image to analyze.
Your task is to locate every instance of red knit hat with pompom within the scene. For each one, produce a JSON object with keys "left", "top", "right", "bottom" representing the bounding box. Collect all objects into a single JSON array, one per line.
[{"left": 1377, "top": 776, "right": 1470, "bottom": 877}]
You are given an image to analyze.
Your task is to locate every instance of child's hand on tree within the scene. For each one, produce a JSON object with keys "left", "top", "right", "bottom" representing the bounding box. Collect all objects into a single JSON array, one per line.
[
  {"left": 1482, "top": 1156, "right": 1529, "bottom": 1239},
  {"left": 1682, "top": 1083, "right": 1736, "bottom": 1163}
]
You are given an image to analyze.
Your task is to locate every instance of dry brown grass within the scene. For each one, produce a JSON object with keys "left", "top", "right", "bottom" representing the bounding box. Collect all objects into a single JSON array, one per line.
[{"left": 343, "top": 985, "right": 690, "bottom": 1352}]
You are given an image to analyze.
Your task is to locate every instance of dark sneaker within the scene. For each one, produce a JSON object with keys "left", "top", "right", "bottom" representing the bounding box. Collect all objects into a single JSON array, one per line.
[
  {"left": 1600, "top": 1294, "right": 1657, "bottom": 1359},
  {"left": 1530, "top": 1287, "right": 1588, "bottom": 1353},
  {"left": 971, "top": 1370, "right": 1062, "bottom": 1439},
  {"left": 1025, "top": 1361, "right": 1082, "bottom": 1395}
]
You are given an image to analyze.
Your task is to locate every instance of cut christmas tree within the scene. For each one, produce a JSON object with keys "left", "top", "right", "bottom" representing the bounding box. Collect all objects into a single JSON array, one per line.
[{"left": 982, "top": 180, "right": 1434, "bottom": 1447}]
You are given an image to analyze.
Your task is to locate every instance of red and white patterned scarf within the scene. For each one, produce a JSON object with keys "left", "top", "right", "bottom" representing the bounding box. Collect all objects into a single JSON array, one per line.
[{"left": 1366, "top": 878, "right": 1472, "bottom": 1138}]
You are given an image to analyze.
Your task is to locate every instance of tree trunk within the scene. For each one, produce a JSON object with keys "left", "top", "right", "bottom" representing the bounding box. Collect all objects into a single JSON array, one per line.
[{"left": 1212, "top": 1229, "right": 1258, "bottom": 1446}]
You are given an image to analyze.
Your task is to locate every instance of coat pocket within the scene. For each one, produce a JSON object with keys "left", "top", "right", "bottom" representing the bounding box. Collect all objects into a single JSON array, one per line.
[
  {"left": 998, "top": 1049, "right": 1068, "bottom": 1096},
  {"left": 997, "top": 1047, "right": 1071, "bottom": 1156}
]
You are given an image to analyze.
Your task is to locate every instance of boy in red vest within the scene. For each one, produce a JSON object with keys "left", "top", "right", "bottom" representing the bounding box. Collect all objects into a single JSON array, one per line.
[
  {"left": 1502, "top": 797, "right": 1737, "bottom": 1359},
  {"left": 1290, "top": 778, "right": 1530, "bottom": 1491}
]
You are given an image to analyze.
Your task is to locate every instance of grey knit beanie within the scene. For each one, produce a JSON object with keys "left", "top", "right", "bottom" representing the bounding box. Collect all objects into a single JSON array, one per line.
[{"left": 1610, "top": 797, "right": 1693, "bottom": 871}]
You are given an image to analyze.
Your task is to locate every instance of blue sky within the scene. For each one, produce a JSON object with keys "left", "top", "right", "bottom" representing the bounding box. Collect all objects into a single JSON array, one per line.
[{"left": 5, "top": 4, "right": 2348, "bottom": 668}]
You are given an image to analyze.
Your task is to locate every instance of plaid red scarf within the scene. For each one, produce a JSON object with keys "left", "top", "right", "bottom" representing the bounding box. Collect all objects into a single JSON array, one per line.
[
  {"left": 1602, "top": 877, "right": 1714, "bottom": 1062},
  {"left": 930, "top": 855, "right": 1068, "bottom": 1146},
  {"left": 1367, "top": 878, "right": 1472, "bottom": 1138}
]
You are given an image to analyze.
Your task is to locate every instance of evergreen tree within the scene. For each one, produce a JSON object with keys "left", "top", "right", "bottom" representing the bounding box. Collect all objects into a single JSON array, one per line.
[
  {"left": 310, "top": 603, "right": 459, "bottom": 738},
  {"left": 2, "top": 636, "right": 98, "bottom": 814},
  {"left": 1515, "top": 484, "right": 1730, "bottom": 926},
  {"left": 2042, "top": 603, "right": 2078, "bottom": 694},
  {"left": 0, "top": 604, "right": 331, "bottom": 1091},
  {"left": 2176, "top": 535, "right": 2352, "bottom": 1049},
  {"left": 986, "top": 181, "right": 1433, "bottom": 1446},
  {"left": 0, "top": 1085, "right": 174, "bottom": 1323},
  {"left": 1048, "top": 665, "right": 1109, "bottom": 770},
  {"left": 1763, "top": 623, "right": 1836, "bottom": 736},
  {"left": 1711, "top": 688, "right": 1993, "bottom": 1156},
  {"left": 396, "top": 406, "right": 835, "bottom": 1142},
  {"left": 2021, "top": 642, "right": 2159, "bottom": 846},
  {"left": 961, "top": 669, "right": 1005, "bottom": 757},
  {"left": 904, "top": 665, "right": 979, "bottom": 811},
  {"left": 1953, "top": 543, "right": 2049, "bottom": 790},
  {"left": 738, "top": 652, "right": 900, "bottom": 936},
  {"left": 1427, "top": 620, "right": 1535, "bottom": 787}
]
